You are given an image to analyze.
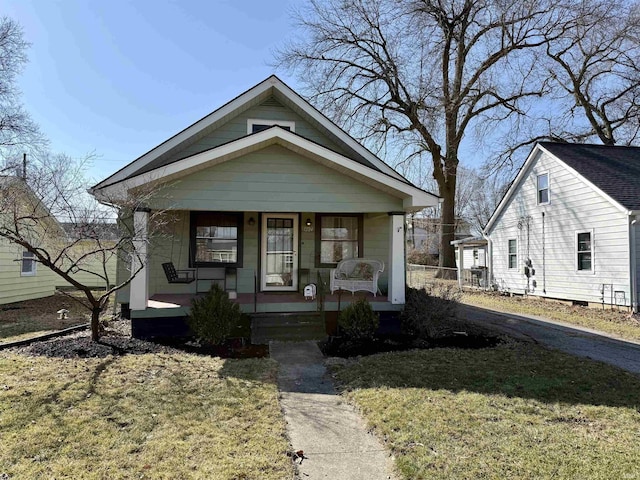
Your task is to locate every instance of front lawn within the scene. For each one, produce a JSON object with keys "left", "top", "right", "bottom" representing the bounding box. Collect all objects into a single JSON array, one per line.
[
  {"left": 0, "top": 349, "right": 292, "bottom": 479},
  {"left": 462, "top": 290, "right": 640, "bottom": 342},
  {"left": 332, "top": 343, "right": 640, "bottom": 479}
]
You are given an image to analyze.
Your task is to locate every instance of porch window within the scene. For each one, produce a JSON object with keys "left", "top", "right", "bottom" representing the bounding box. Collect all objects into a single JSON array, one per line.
[
  {"left": 21, "top": 250, "right": 36, "bottom": 276},
  {"left": 537, "top": 173, "right": 549, "bottom": 204},
  {"left": 190, "top": 212, "right": 243, "bottom": 267},
  {"left": 316, "top": 214, "right": 363, "bottom": 267},
  {"left": 508, "top": 239, "right": 517, "bottom": 269},
  {"left": 576, "top": 231, "right": 593, "bottom": 272}
]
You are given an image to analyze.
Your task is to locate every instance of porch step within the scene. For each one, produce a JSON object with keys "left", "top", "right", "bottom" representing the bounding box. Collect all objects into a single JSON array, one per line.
[{"left": 251, "top": 312, "right": 326, "bottom": 344}]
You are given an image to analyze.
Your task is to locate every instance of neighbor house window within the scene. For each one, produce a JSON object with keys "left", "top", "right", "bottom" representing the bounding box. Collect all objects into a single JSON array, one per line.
[
  {"left": 537, "top": 173, "right": 549, "bottom": 204},
  {"left": 247, "top": 119, "right": 295, "bottom": 134},
  {"left": 576, "top": 231, "right": 593, "bottom": 272},
  {"left": 21, "top": 250, "right": 36, "bottom": 276},
  {"left": 316, "top": 214, "right": 363, "bottom": 267},
  {"left": 190, "top": 212, "right": 243, "bottom": 267},
  {"left": 508, "top": 239, "right": 517, "bottom": 269}
]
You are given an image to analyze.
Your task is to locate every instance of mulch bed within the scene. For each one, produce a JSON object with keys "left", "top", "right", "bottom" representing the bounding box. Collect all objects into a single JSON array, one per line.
[{"left": 319, "top": 332, "right": 504, "bottom": 358}]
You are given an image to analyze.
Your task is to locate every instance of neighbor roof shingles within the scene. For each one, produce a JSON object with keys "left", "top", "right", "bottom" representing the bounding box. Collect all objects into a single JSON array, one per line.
[{"left": 540, "top": 142, "right": 640, "bottom": 211}]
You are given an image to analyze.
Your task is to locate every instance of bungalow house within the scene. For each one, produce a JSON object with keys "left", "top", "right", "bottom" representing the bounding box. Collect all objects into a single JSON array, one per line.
[
  {"left": 484, "top": 142, "right": 640, "bottom": 312},
  {"left": 89, "top": 75, "right": 440, "bottom": 339}
]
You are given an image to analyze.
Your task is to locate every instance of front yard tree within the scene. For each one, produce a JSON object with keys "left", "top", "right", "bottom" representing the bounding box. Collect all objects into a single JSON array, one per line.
[
  {"left": 0, "top": 153, "right": 167, "bottom": 341},
  {"left": 277, "top": 0, "right": 560, "bottom": 270}
]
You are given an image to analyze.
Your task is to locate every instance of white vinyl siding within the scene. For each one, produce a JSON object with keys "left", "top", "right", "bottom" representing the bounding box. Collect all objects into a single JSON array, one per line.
[{"left": 487, "top": 149, "right": 630, "bottom": 304}]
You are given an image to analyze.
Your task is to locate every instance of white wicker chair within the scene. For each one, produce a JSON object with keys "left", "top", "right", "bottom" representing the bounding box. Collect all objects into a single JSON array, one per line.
[{"left": 330, "top": 258, "right": 384, "bottom": 296}]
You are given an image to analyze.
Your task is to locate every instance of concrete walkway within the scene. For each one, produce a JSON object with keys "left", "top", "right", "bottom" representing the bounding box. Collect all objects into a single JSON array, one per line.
[
  {"left": 460, "top": 303, "right": 640, "bottom": 375},
  {"left": 270, "top": 341, "right": 395, "bottom": 480}
]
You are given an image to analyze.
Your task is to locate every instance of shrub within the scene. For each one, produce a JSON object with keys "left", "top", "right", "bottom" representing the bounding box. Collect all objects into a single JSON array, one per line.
[
  {"left": 338, "top": 298, "right": 379, "bottom": 340},
  {"left": 401, "top": 285, "right": 461, "bottom": 339},
  {"left": 406, "top": 248, "right": 438, "bottom": 266},
  {"left": 188, "top": 284, "right": 244, "bottom": 345}
]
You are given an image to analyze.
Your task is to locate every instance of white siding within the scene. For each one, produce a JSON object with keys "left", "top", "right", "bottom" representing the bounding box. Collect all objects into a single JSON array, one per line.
[{"left": 487, "top": 150, "right": 631, "bottom": 305}]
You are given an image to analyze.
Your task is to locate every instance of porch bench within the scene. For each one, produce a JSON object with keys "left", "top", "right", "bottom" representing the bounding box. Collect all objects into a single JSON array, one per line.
[{"left": 330, "top": 258, "right": 384, "bottom": 296}]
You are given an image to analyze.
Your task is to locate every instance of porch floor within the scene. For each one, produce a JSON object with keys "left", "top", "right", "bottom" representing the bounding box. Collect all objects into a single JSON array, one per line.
[{"left": 139, "top": 291, "right": 399, "bottom": 317}]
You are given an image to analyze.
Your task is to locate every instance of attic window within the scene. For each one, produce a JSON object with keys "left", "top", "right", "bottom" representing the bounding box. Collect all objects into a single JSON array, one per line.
[
  {"left": 537, "top": 173, "right": 549, "bottom": 204},
  {"left": 247, "top": 119, "right": 295, "bottom": 134}
]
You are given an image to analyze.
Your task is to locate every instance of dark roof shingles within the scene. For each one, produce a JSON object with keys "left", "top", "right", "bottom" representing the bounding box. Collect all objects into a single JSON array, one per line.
[{"left": 540, "top": 142, "right": 640, "bottom": 211}]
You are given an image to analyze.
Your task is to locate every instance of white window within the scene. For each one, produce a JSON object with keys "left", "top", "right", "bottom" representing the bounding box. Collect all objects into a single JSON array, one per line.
[
  {"left": 247, "top": 119, "right": 295, "bottom": 134},
  {"left": 576, "top": 231, "right": 593, "bottom": 272},
  {"left": 537, "top": 173, "right": 549, "bottom": 204},
  {"left": 508, "top": 239, "right": 517, "bottom": 269},
  {"left": 21, "top": 250, "right": 36, "bottom": 276}
]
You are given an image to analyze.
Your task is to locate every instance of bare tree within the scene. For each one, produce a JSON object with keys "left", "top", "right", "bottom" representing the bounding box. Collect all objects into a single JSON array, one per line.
[
  {"left": 543, "top": 0, "right": 640, "bottom": 146},
  {"left": 0, "top": 17, "right": 45, "bottom": 163},
  {"left": 277, "top": 0, "right": 561, "bottom": 270},
  {"left": 0, "top": 154, "right": 169, "bottom": 341}
]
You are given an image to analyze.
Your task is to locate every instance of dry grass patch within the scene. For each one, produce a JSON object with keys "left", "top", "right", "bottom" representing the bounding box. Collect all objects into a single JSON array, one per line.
[
  {"left": 0, "top": 351, "right": 292, "bottom": 479},
  {"left": 332, "top": 343, "right": 640, "bottom": 480},
  {"left": 462, "top": 291, "right": 640, "bottom": 342},
  {"left": 0, "top": 291, "right": 108, "bottom": 343}
]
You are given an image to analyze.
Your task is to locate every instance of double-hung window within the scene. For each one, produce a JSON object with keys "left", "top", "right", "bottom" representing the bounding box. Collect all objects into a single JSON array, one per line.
[
  {"left": 191, "top": 212, "right": 243, "bottom": 267},
  {"left": 537, "top": 173, "right": 549, "bottom": 204},
  {"left": 21, "top": 250, "right": 36, "bottom": 276},
  {"left": 508, "top": 239, "right": 517, "bottom": 269},
  {"left": 576, "top": 231, "right": 593, "bottom": 272},
  {"left": 316, "top": 214, "right": 363, "bottom": 267}
]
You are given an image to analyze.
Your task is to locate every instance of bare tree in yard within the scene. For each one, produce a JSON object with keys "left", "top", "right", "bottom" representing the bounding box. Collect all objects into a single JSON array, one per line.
[
  {"left": 544, "top": 0, "right": 640, "bottom": 146},
  {"left": 277, "top": 0, "right": 561, "bottom": 271},
  {"left": 0, "top": 154, "right": 168, "bottom": 341}
]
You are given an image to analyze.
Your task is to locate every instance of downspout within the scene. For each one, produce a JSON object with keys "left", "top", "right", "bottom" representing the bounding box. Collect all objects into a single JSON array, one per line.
[
  {"left": 630, "top": 215, "right": 638, "bottom": 313},
  {"left": 542, "top": 212, "right": 546, "bottom": 294}
]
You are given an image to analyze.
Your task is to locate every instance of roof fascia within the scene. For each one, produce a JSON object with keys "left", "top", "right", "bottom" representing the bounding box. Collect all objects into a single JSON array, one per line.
[{"left": 92, "top": 128, "right": 439, "bottom": 210}]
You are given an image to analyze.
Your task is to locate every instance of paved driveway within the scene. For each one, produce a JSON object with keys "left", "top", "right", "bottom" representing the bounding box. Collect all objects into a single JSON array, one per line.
[{"left": 459, "top": 304, "right": 640, "bottom": 375}]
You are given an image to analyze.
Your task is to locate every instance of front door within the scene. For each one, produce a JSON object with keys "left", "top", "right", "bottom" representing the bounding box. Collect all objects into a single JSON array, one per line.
[{"left": 261, "top": 214, "right": 298, "bottom": 291}]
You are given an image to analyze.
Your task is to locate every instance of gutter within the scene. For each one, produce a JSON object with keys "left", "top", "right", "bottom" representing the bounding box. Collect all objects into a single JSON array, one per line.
[{"left": 630, "top": 213, "right": 638, "bottom": 314}]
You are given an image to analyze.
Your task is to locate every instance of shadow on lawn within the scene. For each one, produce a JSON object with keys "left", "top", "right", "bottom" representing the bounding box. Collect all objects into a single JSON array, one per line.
[{"left": 333, "top": 339, "right": 640, "bottom": 410}]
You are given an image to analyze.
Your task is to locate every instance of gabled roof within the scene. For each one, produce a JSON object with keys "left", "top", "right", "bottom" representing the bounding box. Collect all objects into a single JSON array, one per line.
[
  {"left": 91, "top": 75, "right": 411, "bottom": 191},
  {"left": 539, "top": 142, "right": 640, "bottom": 211},
  {"left": 485, "top": 142, "right": 640, "bottom": 234},
  {"left": 91, "top": 126, "right": 439, "bottom": 210}
]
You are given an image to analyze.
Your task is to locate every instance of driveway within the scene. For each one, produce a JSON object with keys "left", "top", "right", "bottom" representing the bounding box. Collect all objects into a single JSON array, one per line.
[{"left": 459, "top": 304, "right": 640, "bottom": 375}]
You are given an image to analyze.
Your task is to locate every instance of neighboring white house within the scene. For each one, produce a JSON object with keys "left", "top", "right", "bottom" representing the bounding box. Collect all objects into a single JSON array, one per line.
[
  {"left": 451, "top": 236, "right": 488, "bottom": 288},
  {"left": 484, "top": 142, "right": 640, "bottom": 312}
]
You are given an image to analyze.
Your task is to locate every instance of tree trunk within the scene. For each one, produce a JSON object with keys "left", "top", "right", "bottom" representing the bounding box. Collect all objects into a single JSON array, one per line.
[
  {"left": 439, "top": 182, "right": 457, "bottom": 274},
  {"left": 91, "top": 307, "right": 101, "bottom": 341}
]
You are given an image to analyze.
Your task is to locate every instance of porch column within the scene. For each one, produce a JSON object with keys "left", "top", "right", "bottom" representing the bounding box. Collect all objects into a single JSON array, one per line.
[
  {"left": 457, "top": 243, "right": 464, "bottom": 288},
  {"left": 388, "top": 213, "right": 406, "bottom": 304},
  {"left": 130, "top": 208, "right": 150, "bottom": 311}
]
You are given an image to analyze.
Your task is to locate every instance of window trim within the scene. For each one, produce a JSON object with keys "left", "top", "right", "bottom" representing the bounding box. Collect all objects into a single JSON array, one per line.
[
  {"left": 575, "top": 229, "right": 594, "bottom": 274},
  {"left": 21, "top": 250, "right": 36, "bottom": 276},
  {"left": 190, "top": 212, "right": 244, "bottom": 268},
  {"left": 508, "top": 239, "right": 518, "bottom": 270},
  {"left": 315, "top": 213, "right": 364, "bottom": 268},
  {"left": 247, "top": 119, "right": 296, "bottom": 134},
  {"left": 536, "top": 172, "right": 550, "bottom": 205}
]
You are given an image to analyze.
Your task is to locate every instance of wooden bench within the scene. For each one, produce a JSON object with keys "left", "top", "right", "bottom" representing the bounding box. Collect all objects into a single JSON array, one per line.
[{"left": 330, "top": 258, "right": 384, "bottom": 296}]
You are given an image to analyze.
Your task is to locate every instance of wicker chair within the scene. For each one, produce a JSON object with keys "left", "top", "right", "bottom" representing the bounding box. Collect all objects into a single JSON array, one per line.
[{"left": 330, "top": 258, "right": 384, "bottom": 296}]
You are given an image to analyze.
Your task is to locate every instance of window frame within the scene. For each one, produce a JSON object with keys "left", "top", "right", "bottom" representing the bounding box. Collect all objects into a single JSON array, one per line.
[
  {"left": 315, "top": 213, "right": 364, "bottom": 268},
  {"left": 575, "top": 229, "right": 594, "bottom": 273},
  {"left": 190, "top": 212, "right": 243, "bottom": 268},
  {"left": 247, "top": 119, "right": 296, "bottom": 134},
  {"left": 537, "top": 172, "right": 550, "bottom": 205},
  {"left": 508, "top": 239, "right": 518, "bottom": 270},
  {"left": 21, "top": 250, "right": 37, "bottom": 276}
]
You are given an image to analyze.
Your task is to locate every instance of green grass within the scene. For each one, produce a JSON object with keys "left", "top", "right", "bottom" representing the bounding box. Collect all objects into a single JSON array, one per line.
[
  {"left": 462, "top": 291, "right": 640, "bottom": 342},
  {"left": 332, "top": 343, "right": 640, "bottom": 480},
  {"left": 0, "top": 352, "right": 293, "bottom": 479}
]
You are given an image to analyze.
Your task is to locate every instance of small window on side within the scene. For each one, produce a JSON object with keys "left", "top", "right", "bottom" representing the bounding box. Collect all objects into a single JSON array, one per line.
[
  {"left": 577, "top": 231, "right": 593, "bottom": 272},
  {"left": 508, "top": 239, "right": 517, "bottom": 269},
  {"left": 21, "top": 250, "right": 36, "bottom": 276},
  {"left": 537, "top": 173, "right": 549, "bottom": 204}
]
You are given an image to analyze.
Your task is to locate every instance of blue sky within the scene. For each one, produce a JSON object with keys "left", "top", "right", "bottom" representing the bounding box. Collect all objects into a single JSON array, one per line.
[{"left": 5, "top": 0, "right": 297, "bottom": 183}]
